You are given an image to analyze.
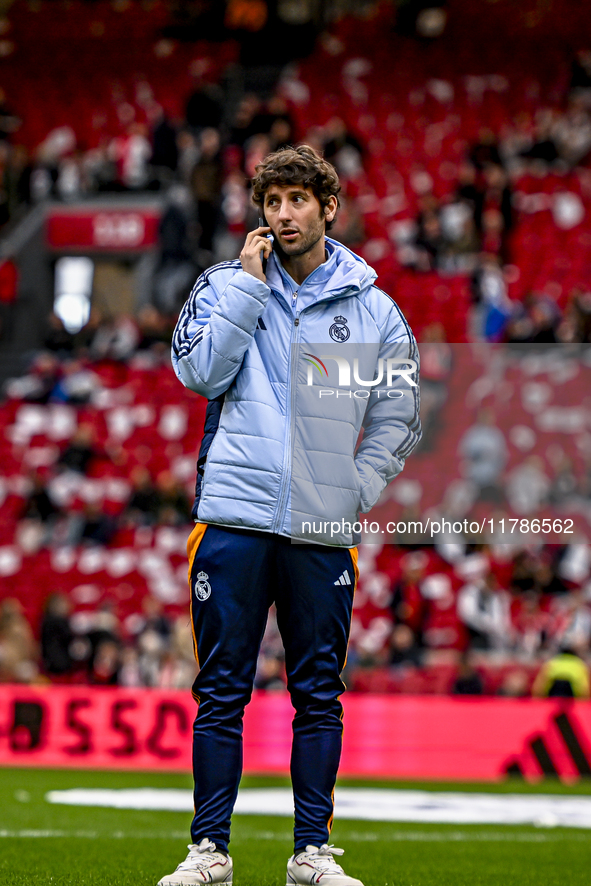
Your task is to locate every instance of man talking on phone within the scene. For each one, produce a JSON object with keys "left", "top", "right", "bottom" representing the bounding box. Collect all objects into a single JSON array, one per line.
[{"left": 159, "top": 145, "right": 421, "bottom": 886}]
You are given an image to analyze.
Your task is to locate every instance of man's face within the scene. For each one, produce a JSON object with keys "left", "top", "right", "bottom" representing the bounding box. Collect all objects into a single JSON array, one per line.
[{"left": 263, "top": 183, "right": 332, "bottom": 258}]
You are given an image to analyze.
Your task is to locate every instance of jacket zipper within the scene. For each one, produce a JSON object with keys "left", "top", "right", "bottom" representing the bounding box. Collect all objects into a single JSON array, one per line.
[
  {"left": 270, "top": 281, "right": 355, "bottom": 534},
  {"left": 272, "top": 307, "right": 301, "bottom": 533}
]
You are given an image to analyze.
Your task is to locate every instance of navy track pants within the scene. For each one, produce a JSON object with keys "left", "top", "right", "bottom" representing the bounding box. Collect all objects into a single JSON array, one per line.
[{"left": 187, "top": 523, "right": 358, "bottom": 854}]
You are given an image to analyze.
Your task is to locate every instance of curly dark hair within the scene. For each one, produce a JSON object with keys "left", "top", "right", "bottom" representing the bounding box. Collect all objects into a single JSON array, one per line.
[{"left": 251, "top": 144, "right": 341, "bottom": 231}]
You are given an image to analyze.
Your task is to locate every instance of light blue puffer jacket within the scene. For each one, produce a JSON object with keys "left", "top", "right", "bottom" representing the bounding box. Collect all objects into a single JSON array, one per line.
[{"left": 172, "top": 238, "right": 421, "bottom": 546}]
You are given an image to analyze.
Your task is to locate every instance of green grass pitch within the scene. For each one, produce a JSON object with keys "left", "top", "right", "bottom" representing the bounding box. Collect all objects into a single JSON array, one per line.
[{"left": 1, "top": 768, "right": 590, "bottom": 885}]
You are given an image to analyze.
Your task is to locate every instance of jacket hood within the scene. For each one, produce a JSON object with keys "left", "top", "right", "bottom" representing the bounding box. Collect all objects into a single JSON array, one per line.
[{"left": 266, "top": 237, "right": 377, "bottom": 303}]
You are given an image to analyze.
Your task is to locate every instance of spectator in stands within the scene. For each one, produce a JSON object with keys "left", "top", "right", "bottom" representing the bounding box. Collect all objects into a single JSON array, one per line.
[
  {"left": 135, "top": 595, "right": 172, "bottom": 647},
  {"left": 532, "top": 645, "right": 590, "bottom": 698},
  {"left": 389, "top": 550, "right": 428, "bottom": 640},
  {"left": 517, "top": 108, "right": 560, "bottom": 168},
  {"left": 497, "top": 668, "right": 530, "bottom": 697},
  {"left": 457, "top": 570, "right": 512, "bottom": 651},
  {"left": 414, "top": 210, "right": 447, "bottom": 272},
  {"left": 532, "top": 557, "right": 568, "bottom": 597},
  {"left": 89, "top": 314, "right": 140, "bottom": 361},
  {"left": 507, "top": 294, "right": 561, "bottom": 344},
  {"left": 155, "top": 470, "right": 192, "bottom": 526},
  {"left": 21, "top": 470, "right": 60, "bottom": 525},
  {"left": 89, "top": 638, "right": 121, "bottom": 685},
  {"left": 49, "top": 358, "right": 102, "bottom": 405},
  {"left": 389, "top": 623, "right": 422, "bottom": 668},
  {"left": 505, "top": 455, "right": 550, "bottom": 516},
  {"left": 190, "top": 127, "right": 223, "bottom": 259},
  {"left": 154, "top": 185, "right": 198, "bottom": 314},
  {"left": 571, "top": 49, "right": 591, "bottom": 100},
  {"left": 136, "top": 305, "right": 172, "bottom": 355},
  {"left": 109, "top": 122, "right": 152, "bottom": 190},
  {"left": 471, "top": 254, "right": 512, "bottom": 341},
  {"left": 415, "top": 322, "right": 452, "bottom": 451},
  {"left": 78, "top": 501, "right": 117, "bottom": 547},
  {"left": 553, "top": 593, "right": 591, "bottom": 653},
  {"left": 0, "top": 598, "right": 38, "bottom": 683},
  {"left": 85, "top": 601, "right": 121, "bottom": 677},
  {"left": 0, "top": 87, "right": 20, "bottom": 142},
  {"left": 553, "top": 95, "right": 591, "bottom": 167},
  {"left": 19, "top": 470, "right": 60, "bottom": 549},
  {"left": 322, "top": 117, "right": 364, "bottom": 181},
  {"left": 458, "top": 408, "right": 507, "bottom": 502},
  {"left": 150, "top": 108, "right": 179, "bottom": 187},
  {"left": 4, "top": 351, "right": 61, "bottom": 403},
  {"left": 43, "top": 312, "right": 76, "bottom": 357},
  {"left": 548, "top": 451, "right": 578, "bottom": 506},
  {"left": 123, "top": 466, "right": 161, "bottom": 526},
  {"left": 451, "top": 651, "right": 484, "bottom": 695},
  {"left": 57, "top": 423, "right": 98, "bottom": 475},
  {"left": 511, "top": 589, "right": 551, "bottom": 659},
  {"left": 40, "top": 592, "right": 75, "bottom": 678},
  {"left": 185, "top": 80, "right": 223, "bottom": 134},
  {"left": 561, "top": 287, "right": 591, "bottom": 342}
]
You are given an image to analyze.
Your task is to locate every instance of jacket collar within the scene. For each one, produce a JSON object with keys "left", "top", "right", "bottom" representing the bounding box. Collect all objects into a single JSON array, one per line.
[{"left": 266, "top": 238, "right": 377, "bottom": 305}]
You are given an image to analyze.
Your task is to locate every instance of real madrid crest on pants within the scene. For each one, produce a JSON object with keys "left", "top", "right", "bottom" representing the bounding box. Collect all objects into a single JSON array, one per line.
[
  {"left": 329, "top": 315, "right": 350, "bottom": 342},
  {"left": 194, "top": 571, "right": 212, "bottom": 601}
]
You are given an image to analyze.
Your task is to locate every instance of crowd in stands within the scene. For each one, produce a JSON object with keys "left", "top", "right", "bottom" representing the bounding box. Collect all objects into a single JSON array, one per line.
[{"left": 2, "top": 1, "right": 591, "bottom": 695}]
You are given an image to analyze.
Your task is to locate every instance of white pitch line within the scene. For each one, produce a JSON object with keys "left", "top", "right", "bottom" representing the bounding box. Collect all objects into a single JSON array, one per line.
[
  {"left": 1, "top": 828, "right": 590, "bottom": 843},
  {"left": 44, "top": 787, "right": 591, "bottom": 830}
]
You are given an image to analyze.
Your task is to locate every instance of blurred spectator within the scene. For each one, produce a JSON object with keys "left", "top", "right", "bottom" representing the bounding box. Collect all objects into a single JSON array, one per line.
[
  {"left": 457, "top": 571, "right": 512, "bottom": 651},
  {"left": 78, "top": 501, "right": 117, "bottom": 546},
  {"left": 4, "top": 352, "right": 61, "bottom": 403},
  {"left": 389, "top": 623, "right": 422, "bottom": 668},
  {"left": 40, "top": 593, "right": 75, "bottom": 677},
  {"left": 416, "top": 323, "right": 452, "bottom": 451},
  {"left": 505, "top": 455, "right": 550, "bottom": 516},
  {"left": 190, "top": 127, "right": 223, "bottom": 258},
  {"left": 511, "top": 590, "right": 551, "bottom": 659},
  {"left": 414, "top": 210, "right": 447, "bottom": 272},
  {"left": 49, "top": 359, "right": 102, "bottom": 405},
  {"left": 0, "top": 598, "right": 38, "bottom": 683},
  {"left": 123, "top": 466, "right": 161, "bottom": 526},
  {"left": 57, "top": 423, "right": 99, "bottom": 475},
  {"left": 532, "top": 646, "right": 590, "bottom": 698},
  {"left": 497, "top": 668, "right": 530, "bottom": 697},
  {"left": 390, "top": 550, "right": 428, "bottom": 638},
  {"left": 150, "top": 108, "right": 179, "bottom": 186},
  {"left": 155, "top": 470, "right": 192, "bottom": 525},
  {"left": 21, "top": 471, "right": 60, "bottom": 524},
  {"left": 458, "top": 408, "right": 507, "bottom": 501},
  {"left": 89, "top": 314, "right": 140, "bottom": 361},
  {"left": 185, "top": 80, "right": 223, "bottom": 134},
  {"left": 89, "top": 638, "right": 121, "bottom": 685},
  {"left": 471, "top": 255, "right": 512, "bottom": 341},
  {"left": 322, "top": 117, "right": 364, "bottom": 180},
  {"left": 109, "top": 123, "right": 151, "bottom": 190},
  {"left": 43, "top": 312, "right": 76, "bottom": 357},
  {"left": 506, "top": 294, "right": 561, "bottom": 344},
  {"left": 451, "top": 651, "right": 484, "bottom": 695}
]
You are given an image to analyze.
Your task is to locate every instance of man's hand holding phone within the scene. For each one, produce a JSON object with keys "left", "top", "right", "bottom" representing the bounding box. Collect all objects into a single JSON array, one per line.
[{"left": 240, "top": 225, "right": 273, "bottom": 283}]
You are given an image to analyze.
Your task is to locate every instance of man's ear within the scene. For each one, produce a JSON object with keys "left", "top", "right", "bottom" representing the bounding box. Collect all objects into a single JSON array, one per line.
[{"left": 324, "top": 195, "right": 338, "bottom": 222}]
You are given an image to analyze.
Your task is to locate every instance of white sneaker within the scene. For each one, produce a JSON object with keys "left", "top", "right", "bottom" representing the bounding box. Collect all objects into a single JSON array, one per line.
[
  {"left": 287, "top": 844, "right": 364, "bottom": 886},
  {"left": 157, "top": 839, "right": 233, "bottom": 885}
]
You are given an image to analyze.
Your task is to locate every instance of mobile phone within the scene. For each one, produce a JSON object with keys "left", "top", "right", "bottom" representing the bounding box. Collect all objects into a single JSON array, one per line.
[{"left": 258, "top": 215, "right": 274, "bottom": 272}]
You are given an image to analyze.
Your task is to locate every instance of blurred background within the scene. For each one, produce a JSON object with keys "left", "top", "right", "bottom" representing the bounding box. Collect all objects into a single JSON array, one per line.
[{"left": 1, "top": 0, "right": 591, "bottom": 703}]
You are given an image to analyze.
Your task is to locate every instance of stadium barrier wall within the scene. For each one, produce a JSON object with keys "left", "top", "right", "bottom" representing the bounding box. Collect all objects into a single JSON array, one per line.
[{"left": 1, "top": 685, "right": 591, "bottom": 781}]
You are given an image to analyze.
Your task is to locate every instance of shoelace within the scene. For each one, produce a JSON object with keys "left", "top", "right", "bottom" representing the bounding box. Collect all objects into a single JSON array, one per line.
[
  {"left": 304, "top": 845, "right": 345, "bottom": 873},
  {"left": 177, "top": 841, "right": 221, "bottom": 872}
]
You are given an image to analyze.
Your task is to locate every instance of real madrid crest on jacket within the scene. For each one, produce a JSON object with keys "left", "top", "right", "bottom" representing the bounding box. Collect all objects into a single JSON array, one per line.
[
  {"left": 172, "top": 237, "right": 421, "bottom": 547},
  {"left": 329, "top": 315, "right": 350, "bottom": 342}
]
